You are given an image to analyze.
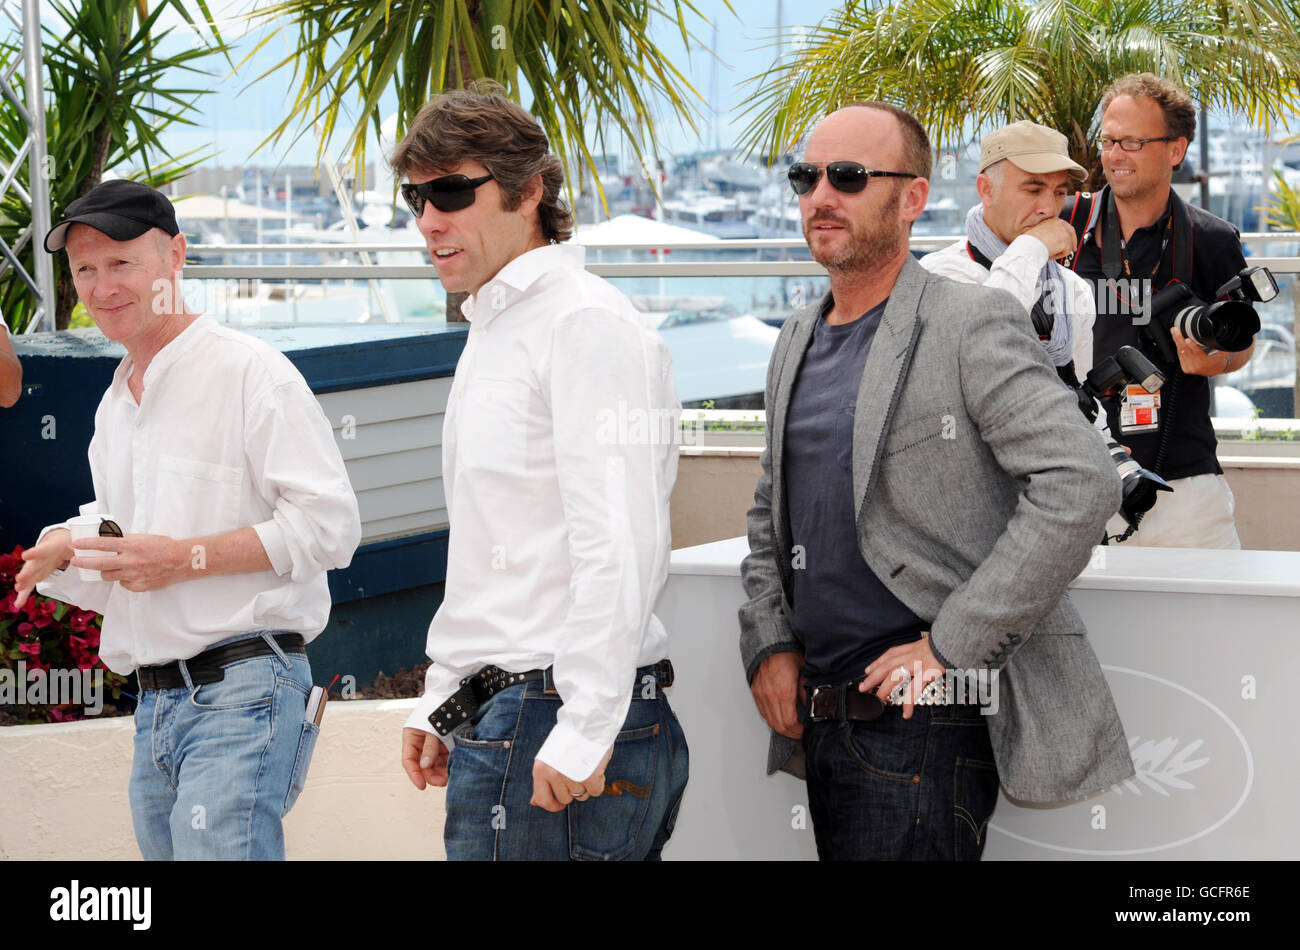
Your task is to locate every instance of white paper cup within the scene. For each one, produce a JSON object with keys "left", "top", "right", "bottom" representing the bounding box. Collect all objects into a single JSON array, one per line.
[{"left": 67, "top": 515, "right": 119, "bottom": 582}]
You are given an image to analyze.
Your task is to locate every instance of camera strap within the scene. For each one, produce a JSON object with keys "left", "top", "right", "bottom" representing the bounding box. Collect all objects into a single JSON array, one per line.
[
  {"left": 966, "top": 241, "right": 1057, "bottom": 340},
  {"left": 1096, "top": 187, "right": 1195, "bottom": 288},
  {"left": 1063, "top": 191, "right": 1103, "bottom": 271}
]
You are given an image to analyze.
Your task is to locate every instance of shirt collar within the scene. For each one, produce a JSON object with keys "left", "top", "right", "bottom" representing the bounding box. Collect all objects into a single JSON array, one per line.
[
  {"left": 461, "top": 243, "right": 585, "bottom": 325},
  {"left": 109, "top": 314, "right": 212, "bottom": 403}
]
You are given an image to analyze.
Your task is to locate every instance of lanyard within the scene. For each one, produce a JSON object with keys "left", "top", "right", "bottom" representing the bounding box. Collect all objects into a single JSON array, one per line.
[
  {"left": 1102, "top": 190, "right": 1174, "bottom": 315},
  {"left": 1119, "top": 216, "right": 1173, "bottom": 278},
  {"left": 1101, "top": 189, "right": 1173, "bottom": 281}
]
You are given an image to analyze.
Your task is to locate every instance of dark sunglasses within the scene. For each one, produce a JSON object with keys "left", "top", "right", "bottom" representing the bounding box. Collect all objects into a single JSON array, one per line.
[
  {"left": 400, "top": 173, "right": 495, "bottom": 217},
  {"left": 98, "top": 518, "right": 123, "bottom": 538},
  {"left": 788, "top": 161, "right": 918, "bottom": 196}
]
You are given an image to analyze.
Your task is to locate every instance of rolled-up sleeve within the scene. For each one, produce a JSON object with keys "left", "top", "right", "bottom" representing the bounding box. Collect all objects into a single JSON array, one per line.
[{"left": 246, "top": 379, "right": 361, "bottom": 580}]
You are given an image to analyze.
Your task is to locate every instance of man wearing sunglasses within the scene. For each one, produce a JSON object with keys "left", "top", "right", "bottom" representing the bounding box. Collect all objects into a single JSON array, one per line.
[
  {"left": 1063, "top": 73, "right": 1253, "bottom": 548},
  {"left": 13, "top": 179, "right": 361, "bottom": 859},
  {"left": 393, "top": 87, "right": 687, "bottom": 861},
  {"left": 739, "top": 103, "right": 1132, "bottom": 860}
]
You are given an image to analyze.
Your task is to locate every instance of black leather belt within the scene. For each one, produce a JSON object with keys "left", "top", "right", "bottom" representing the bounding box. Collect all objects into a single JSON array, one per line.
[
  {"left": 136, "top": 634, "right": 306, "bottom": 691},
  {"left": 808, "top": 682, "right": 888, "bottom": 723},
  {"left": 808, "top": 675, "right": 972, "bottom": 723},
  {"left": 430, "top": 659, "right": 676, "bottom": 737}
]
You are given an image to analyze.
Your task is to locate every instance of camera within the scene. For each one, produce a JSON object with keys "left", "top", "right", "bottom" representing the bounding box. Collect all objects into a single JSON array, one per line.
[
  {"left": 1144, "top": 265, "right": 1276, "bottom": 367},
  {"left": 1071, "top": 346, "right": 1172, "bottom": 537}
]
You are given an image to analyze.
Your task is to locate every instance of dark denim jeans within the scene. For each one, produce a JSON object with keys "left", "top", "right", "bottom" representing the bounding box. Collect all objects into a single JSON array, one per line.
[
  {"left": 801, "top": 702, "right": 1000, "bottom": 860},
  {"left": 443, "top": 676, "right": 689, "bottom": 861}
]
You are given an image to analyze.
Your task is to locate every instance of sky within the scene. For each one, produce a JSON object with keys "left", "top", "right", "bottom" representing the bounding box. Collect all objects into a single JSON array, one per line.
[
  {"left": 13, "top": 1, "right": 1293, "bottom": 178},
  {"left": 43, "top": 0, "right": 846, "bottom": 173}
]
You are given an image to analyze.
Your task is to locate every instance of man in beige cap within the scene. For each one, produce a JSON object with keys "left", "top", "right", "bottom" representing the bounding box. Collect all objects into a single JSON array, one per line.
[{"left": 922, "top": 119, "right": 1096, "bottom": 374}]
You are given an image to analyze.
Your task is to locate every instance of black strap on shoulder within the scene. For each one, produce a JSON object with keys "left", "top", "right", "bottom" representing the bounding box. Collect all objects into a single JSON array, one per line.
[
  {"left": 966, "top": 240, "right": 993, "bottom": 270},
  {"left": 1062, "top": 190, "right": 1100, "bottom": 271},
  {"left": 1167, "top": 189, "right": 1194, "bottom": 287},
  {"left": 966, "top": 241, "right": 1055, "bottom": 339}
]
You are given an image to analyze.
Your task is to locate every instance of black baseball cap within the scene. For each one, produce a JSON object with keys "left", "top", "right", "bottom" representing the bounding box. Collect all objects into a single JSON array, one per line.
[{"left": 44, "top": 179, "right": 180, "bottom": 253}]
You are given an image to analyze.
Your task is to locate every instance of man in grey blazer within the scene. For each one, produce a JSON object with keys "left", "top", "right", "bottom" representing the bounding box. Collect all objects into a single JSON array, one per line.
[{"left": 739, "top": 103, "right": 1135, "bottom": 860}]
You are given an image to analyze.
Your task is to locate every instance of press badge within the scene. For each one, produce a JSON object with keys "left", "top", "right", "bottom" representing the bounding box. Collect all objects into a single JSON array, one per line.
[{"left": 1118, "top": 384, "right": 1160, "bottom": 433}]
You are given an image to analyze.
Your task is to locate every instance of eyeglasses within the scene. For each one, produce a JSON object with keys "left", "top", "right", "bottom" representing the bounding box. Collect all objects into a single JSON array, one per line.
[
  {"left": 788, "top": 161, "right": 918, "bottom": 196},
  {"left": 400, "top": 173, "right": 495, "bottom": 217},
  {"left": 1097, "top": 136, "right": 1176, "bottom": 153},
  {"left": 98, "top": 518, "right": 123, "bottom": 538}
]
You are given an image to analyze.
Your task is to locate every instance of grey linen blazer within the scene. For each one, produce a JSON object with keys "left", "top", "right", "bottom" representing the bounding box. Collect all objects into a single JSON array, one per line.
[{"left": 738, "top": 256, "right": 1136, "bottom": 803}]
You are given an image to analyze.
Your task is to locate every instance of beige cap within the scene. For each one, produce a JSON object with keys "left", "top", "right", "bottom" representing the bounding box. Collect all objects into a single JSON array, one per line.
[{"left": 979, "top": 120, "right": 1087, "bottom": 183}]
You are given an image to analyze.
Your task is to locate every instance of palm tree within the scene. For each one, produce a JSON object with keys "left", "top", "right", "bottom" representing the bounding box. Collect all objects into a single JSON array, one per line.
[
  {"left": 247, "top": 0, "right": 725, "bottom": 321},
  {"left": 0, "top": 0, "right": 229, "bottom": 332},
  {"left": 1258, "top": 164, "right": 1300, "bottom": 411},
  {"left": 740, "top": 0, "right": 1300, "bottom": 185},
  {"left": 247, "top": 0, "right": 722, "bottom": 203}
]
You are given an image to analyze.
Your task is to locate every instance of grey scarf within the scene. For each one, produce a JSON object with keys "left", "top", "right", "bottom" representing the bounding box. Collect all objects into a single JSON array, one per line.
[{"left": 964, "top": 204, "right": 1075, "bottom": 368}]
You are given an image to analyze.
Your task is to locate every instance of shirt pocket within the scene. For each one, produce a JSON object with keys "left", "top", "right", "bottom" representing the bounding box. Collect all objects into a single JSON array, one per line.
[
  {"left": 454, "top": 377, "right": 532, "bottom": 474},
  {"left": 153, "top": 455, "right": 243, "bottom": 537},
  {"left": 883, "top": 408, "right": 950, "bottom": 459}
]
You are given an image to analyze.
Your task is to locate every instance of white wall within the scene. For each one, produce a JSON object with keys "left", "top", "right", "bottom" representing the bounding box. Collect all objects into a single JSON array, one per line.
[{"left": 0, "top": 698, "right": 445, "bottom": 861}]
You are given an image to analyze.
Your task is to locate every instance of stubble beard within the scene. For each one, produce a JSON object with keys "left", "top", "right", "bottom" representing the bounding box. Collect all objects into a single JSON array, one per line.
[
  {"left": 805, "top": 187, "right": 905, "bottom": 276},
  {"left": 1105, "top": 163, "right": 1164, "bottom": 203}
]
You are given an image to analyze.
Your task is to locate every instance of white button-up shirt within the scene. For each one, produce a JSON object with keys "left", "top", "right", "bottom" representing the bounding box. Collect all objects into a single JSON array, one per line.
[
  {"left": 405, "top": 243, "right": 679, "bottom": 781},
  {"left": 921, "top": 234, "right": 1097, "bottom": 374},
  {"left": 37, "top": 315, "right": 361, "bottom": 674}
]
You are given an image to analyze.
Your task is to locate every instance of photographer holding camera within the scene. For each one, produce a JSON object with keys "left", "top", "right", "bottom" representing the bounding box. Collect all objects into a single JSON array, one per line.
[{"left": 1064, "top": 73, "right": 1255, "bottom": 548}]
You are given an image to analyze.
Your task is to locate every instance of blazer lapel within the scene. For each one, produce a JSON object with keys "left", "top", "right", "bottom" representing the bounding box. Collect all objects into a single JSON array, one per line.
[
  {"left": 769, "top": 297, "right": 822, "bottom": 561},
  {"left": 852, "top": 257, "right": 926, "bottom": 522}
]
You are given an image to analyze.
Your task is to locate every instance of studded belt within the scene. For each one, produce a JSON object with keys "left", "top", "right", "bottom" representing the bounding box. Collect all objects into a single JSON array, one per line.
[{"left": 429, "top": 659, "right": 675, "bottom": 737}]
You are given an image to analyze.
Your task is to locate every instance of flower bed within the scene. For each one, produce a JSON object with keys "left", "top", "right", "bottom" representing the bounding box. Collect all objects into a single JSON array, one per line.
[{"left": 0, "top": 545, "right": 130, "bottom": 725}]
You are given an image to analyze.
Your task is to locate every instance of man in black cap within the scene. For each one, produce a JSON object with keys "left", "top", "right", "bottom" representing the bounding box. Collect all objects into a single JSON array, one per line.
[{"left": 14, "top": 179, "right": 361, "bottom": 860}]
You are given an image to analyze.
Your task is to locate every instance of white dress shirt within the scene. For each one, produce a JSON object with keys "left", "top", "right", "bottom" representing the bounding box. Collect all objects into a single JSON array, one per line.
[
  {"left": 921, "top": 234, "right": 1097, "bottom": 375},
  {"left": 37, "top": 314, "right": 361, "bottom": 674},
  {"left": 405, "top": 243, "right": 679, "bottom": 782}
]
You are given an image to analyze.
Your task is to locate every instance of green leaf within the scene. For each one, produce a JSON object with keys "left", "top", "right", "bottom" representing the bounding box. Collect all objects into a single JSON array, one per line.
[{"left": 242, "top": 0, "right": 718, "bottom": 202}]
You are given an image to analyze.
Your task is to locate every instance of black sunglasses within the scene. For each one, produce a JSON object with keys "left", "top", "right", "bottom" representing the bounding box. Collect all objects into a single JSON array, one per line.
[
  {"left": 400, "top": 173, "right": 495, "bottom": 217},
  {"left": 98, "top": 517, "right": 123, "bottom": 538},
  {"left": 788, "top": 161, "right": 918, "bottom": 196}
]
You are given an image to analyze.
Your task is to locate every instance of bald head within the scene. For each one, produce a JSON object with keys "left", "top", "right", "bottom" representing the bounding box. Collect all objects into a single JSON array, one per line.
[
  {"left": 818, "top": 102, "right": 932, "bottom": 180},
  {"left": 797, "top": 105, "right": 931, "bottom": 282}
]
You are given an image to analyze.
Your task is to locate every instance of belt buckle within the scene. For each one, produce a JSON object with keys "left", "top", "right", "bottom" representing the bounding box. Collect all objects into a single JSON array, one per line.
[{"left": 808, "top": 684, "right": 833, "bottom": 721}]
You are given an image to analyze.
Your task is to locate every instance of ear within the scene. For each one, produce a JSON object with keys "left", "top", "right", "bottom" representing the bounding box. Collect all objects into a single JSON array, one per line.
[
  {"left": 168, "top": 231, "right": 187, "bottom": 272},
  {"left": 519, "top": 172, "right": 544, "bottom": 219},
  {"left": 1168, "top": 137, "right": 1189, "bottom": 169},
  {"left": 900, "top": 175, "right": 930, "bottom": 225},
  {"left": 975, "top": 173, "right": 995, "bottom": 209}
]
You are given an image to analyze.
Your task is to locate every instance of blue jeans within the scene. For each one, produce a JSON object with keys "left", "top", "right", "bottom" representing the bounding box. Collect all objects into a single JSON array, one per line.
[
  {"left": 801, "top": 702, "right": 999, "bottom": 860},
  {"left": 443, "top": 676, "right": 689, "bottom": 860},
  {"left": 129, "top": 632, "right": 319, "bottom": 861}
]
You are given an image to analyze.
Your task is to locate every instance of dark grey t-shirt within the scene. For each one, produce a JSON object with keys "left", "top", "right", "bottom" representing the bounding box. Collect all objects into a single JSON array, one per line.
[{"left": 785, "top": 299, "right": 927, "bottom": 683}]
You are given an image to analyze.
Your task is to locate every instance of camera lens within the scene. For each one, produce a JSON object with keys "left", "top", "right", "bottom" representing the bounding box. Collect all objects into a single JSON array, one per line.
[{"left": 1173, "top": 299, "right": 1260, "bottom": 352}]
